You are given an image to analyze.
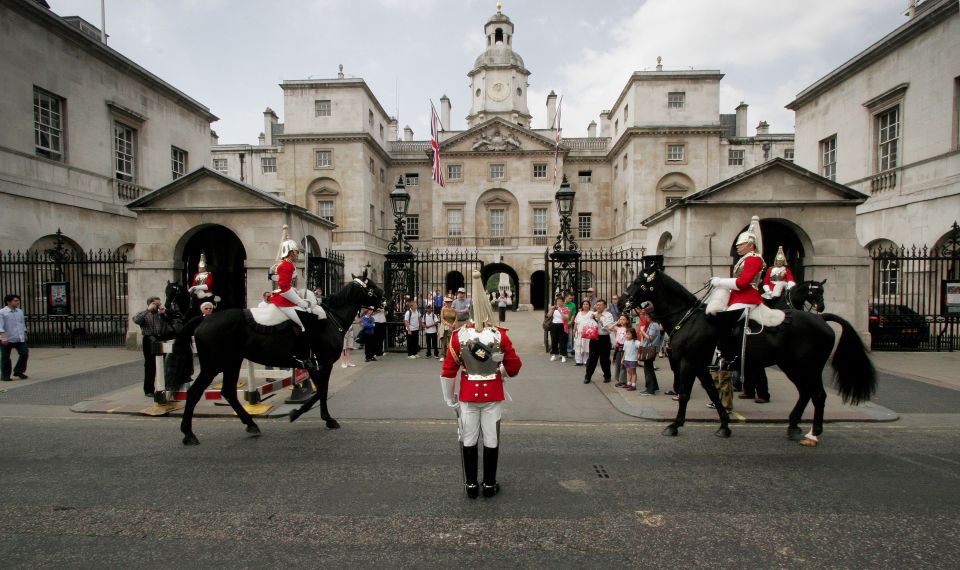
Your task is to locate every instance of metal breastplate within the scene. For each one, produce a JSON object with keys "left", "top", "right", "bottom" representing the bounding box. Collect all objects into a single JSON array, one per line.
[
  {"left": 768, "top": 266, "right": 787, "bottom": 283},
  {"left": 459, "top": 328, "right": 502, "bottom": 379},
  {"left": 734, "top": 254, "right": 765, "bottom": 290}
]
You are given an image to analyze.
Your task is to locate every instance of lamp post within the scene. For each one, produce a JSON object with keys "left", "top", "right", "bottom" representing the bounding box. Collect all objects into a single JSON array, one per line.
[
  {"left": 384, "top": 177, "right": 415, "bottom": 351},
  {"left": 549, "top": 175, "right": 581, "bottom": 304}
]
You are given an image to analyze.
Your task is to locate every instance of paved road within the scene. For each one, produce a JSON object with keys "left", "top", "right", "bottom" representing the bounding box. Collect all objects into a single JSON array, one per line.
[{"left": 1, "top": 415, "right": 958, "bottom": 568}]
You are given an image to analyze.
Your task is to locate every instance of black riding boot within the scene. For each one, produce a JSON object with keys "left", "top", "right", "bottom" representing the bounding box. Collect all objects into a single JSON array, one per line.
[
  {"left": 463, "top": 445, "right": 479, "bottom": 498},
  {"left": 708, "top": 309, "right": 746, "bottom": 363},
  {"left": 481, "top": 446, "right": 500, "bottom": 498}
]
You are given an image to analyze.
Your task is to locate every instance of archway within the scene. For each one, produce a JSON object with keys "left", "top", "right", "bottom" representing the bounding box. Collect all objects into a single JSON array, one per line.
[
  {"left": 445, "top": 270, "right": 465, "bottom": 296},
  {"left": 177, "top": 225, "right": 247, "bottom": 309},
  {"left": 729, "top": 219, "right": 807, "bottom": 282},
  {"left": 481, "top": 263, "right": 519, "bottom": 310},
  {"left": 530, "top": 270, "right": 546, "bottom": 310}
]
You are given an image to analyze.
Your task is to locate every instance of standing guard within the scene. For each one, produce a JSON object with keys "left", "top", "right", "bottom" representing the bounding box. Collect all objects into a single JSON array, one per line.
[
  {"left": 440, "top": 269, "right": 522, "bottom": 499},
  {"left": 762, "top": 246, "right": 796, "bottom": 301}
]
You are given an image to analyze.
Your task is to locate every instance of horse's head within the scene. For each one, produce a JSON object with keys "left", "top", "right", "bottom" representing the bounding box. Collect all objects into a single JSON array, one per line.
[
  {"left": 803, "top": 279, "right": 827, "bottom": 313},
  {"left": 622, "top": 268, "right": 660, "bottom": 313},
  {"left": 350, "top": 271, "right": 386, "bottom": 310}
]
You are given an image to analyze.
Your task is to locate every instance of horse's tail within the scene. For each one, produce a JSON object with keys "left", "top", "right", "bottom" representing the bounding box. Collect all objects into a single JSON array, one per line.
[
  {"left": 822, "top": 313, "right": 876, "bottom": 405},
  {"left": 167, "top": 316, "right": 204, "bottom": 390}
]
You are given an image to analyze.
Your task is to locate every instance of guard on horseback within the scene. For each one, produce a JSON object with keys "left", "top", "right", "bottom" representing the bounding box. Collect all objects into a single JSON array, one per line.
[
  {"left": 762, "top": 246, "right": 796, "bottom": 302},
  {"left": 440, "top": 269, "right": 522, "bottom": 499},
  {"left": 267, "top": 230, "right": 326, "bottom": 369},
  {"left": 188, "top": 252, "right": 219, "bottom": 309},
  {"left": 707, "top": 215, "right": 767, "bottom": 371}
]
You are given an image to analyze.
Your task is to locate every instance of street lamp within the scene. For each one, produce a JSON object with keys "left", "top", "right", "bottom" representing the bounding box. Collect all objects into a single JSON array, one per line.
[
  {"left": 552, "top": 175, "right": 578, "bottom": 255},
  {"left": 390, "top": 176, "right": 410, "bottom": 217},
  {"left": 387, "top": 177, "right": 413, "bottom": 255}
]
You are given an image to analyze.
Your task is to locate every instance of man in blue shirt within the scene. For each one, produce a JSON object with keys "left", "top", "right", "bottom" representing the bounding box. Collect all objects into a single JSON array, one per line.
[{"left": 0, "top": 294, "right": 29, "bottom": 381}]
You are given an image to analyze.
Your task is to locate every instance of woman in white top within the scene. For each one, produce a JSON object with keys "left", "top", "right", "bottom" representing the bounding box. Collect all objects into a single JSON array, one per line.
[{"left": 572, "top": 300, "right": 593, "bottom": 366}]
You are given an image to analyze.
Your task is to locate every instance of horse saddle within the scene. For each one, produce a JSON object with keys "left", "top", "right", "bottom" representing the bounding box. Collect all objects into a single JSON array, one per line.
[
  {"left": 706, "top": 288, "right": 786, "bottom": 327},
  {"left": 244, "top": 306, "right": 300, "bottom": 334}
]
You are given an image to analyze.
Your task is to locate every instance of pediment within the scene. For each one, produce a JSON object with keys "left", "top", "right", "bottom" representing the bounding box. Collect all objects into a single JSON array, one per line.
[
  {"left": 442, "top": 118, "right": 558, "bottom": 154},
  {"left": 659, "top": 182, "right": 689, "bottom": 193},
  {"left": 128, "top": 167, "right": 287, "bottom": 211}
]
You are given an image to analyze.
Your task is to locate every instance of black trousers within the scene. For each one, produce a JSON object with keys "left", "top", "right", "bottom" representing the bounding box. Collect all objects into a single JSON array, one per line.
[
  {"left": 643, "top": 358, "right": 660, "bottom": 393},
  {"left": 425, "top": 332, "right": 438, "bottom": 356},
  {"left": 742, "top": 367, "right": 770, "bottom": 400},
  {"left": 498, "top": 306, "right": 506, "bottom": 321},
  {"left": 364, "top": 333, "right": 377, "bottom": 360},
  {"left": 142, "top": 336, "right": 157, "bottom": 395},
  {"left": 407, "top": 331, "right": 420, "bottom": 356},
  {"left": 585, "top": 335, "right": 612, "bottom": 380},
  {"left": 0, "top": 341, "right": 29, "bottom": 379},
  {"left": 374, "top": 322, "right": 386, "bottom": 356},
  {"left": 550, "top": 323, "right": 567, "bottom": 355}
]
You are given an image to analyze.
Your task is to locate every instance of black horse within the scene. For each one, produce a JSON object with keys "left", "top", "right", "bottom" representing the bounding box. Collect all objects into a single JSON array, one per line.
[
  {"left": 763, "top": 279, "right": 827, "bottom": 313},
  {"left": 621, "top": 269, "right": 875, "bottom": 445},
  {"left": 164, "top": 281, "right": 195, "bottom": 324},
  {"left": 174, "top": 274, "right": 384, "bottom": 446}
]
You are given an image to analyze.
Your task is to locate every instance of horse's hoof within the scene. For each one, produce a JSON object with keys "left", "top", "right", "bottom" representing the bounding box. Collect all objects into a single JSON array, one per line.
[
  {"left": 715, "top": 427, "right": 732, "bottom": 438},
  {"left": 325, "top": 419, "right": 341, "bottom": 429},
  {"left": 799, "top": 437, "right": 819, "bottom": 448},
  {"left": 787, "top": 427, "right": 804, "bottom": 441},
  {"left": 182, "top": 434, "right": 200, "bottom": 446},
  {"left": 246, "top": 424, "right": 261, "bottom": 437},
  {"left": 662, "top": 426, "right": 679, "bottom": 437},
  {"left": 289, "top": 410, "right": 302, "bottom": 423}
]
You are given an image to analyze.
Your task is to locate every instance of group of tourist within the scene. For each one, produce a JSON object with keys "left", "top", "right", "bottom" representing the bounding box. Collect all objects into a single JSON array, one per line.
[{"left": 547, "top": 289, "right": 669, "bottom": 396}]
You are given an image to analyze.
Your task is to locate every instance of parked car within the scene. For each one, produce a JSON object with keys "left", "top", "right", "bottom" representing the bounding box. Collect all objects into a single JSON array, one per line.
[{"left": 868, "top": 303, "right": 930, "bottom": 349}]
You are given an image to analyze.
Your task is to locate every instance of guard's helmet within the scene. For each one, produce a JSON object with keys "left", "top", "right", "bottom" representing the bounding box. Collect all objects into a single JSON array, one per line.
[
  {"left": 279, "top": 239, "right": 300, "bottom": 258},
  {"left": 197, "top": 251, "right": 208, "bottom": 270},
  {"left": 774, "top": 246, "right": 787, "bottom": 266},
  {"left": 735, "top": 215, "right": 763, "bottom": 256}
]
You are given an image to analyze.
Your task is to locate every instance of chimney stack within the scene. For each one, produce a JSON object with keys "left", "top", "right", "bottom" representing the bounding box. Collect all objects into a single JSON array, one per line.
[
  {"left": 387, "top": 117, "right": 399, "bottom": 142},
  {"left": 599, "top": 111, "right": 611, "bottom": 138},
  {"left": 403, "top": 125, "right": 413, "bottom": 141},
  {"left": 210, "top": 130, "right": 219, "bottom": 146},
  {"left": 546, "top": 91, "right": 558, "bottom": 129},
  {"left": 258, "top": 132, "right": 265, "bottom": 145},
  {"left": 587, "top": 120, "right": 597, "bottom": 138},
  {"left": 756, "top": 120, "right": 769, "bottom": 135},
  {"left": 263, "top": 107, "right": 278, "bottom": 146},
  {"left": 440, "top": 95, "right": 451, "bottom": 130},
  {"left": 735, "top": 102, "right": 748, "bottom": 137}
]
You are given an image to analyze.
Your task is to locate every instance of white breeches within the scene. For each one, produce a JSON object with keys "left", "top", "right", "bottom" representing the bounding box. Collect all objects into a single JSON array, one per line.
[
  {"left": 278, "top": 306, "right": 306, "bottom": 331},
  {"left": 459, "top": 400, "right": 502, "bottom": 447}
]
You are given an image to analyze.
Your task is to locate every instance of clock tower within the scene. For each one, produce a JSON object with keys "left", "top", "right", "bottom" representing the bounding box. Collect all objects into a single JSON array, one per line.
[{"left": 466, "top": 4, "right": 532, "bottom": 128}]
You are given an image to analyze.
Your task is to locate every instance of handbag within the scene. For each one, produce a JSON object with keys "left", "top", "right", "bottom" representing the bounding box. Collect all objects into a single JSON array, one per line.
[
  {"left": 581, "top": 321, "right": 599, "bottom": 340},
  {"left": 542, "top": 314, "right": 552, "bottom": 331},
  {"left": 639, "top": 346, "right": 658, "bottom": 361}
]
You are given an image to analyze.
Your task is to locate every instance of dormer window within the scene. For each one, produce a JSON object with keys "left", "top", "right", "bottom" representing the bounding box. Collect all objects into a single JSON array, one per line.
[{"left": 495, "top": 28, "right": 504, "bottom": 44}]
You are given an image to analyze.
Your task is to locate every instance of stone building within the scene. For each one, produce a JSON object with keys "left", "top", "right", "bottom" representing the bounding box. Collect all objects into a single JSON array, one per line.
[{"left": 211, "top": 6, "right": 795, "bottom": 309}]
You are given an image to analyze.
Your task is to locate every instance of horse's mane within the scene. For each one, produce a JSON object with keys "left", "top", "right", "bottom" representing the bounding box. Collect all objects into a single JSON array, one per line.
[
  {"left": 656, "top": 271, "right": 699, "bottom": 306},
  {"left": 319, "top": 278, "right": 379, "bottom": 311}
]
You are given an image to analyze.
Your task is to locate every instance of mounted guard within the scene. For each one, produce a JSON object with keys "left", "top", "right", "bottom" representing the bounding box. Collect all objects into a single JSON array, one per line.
[
  {"left": 188, "top": 251, "right": 219, "bottom": 308},
  {"left": 762, "top": 246, "right": 796, "bottom": 301},
  {"left": 440, "top": 269, "right": 522, "bottom": 499},
  {"left": 267, "top": 227, "right": 326, "bottom": 331}
]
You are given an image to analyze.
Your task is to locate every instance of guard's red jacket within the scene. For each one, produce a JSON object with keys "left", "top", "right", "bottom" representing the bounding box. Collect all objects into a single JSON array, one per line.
[
  {"left": 192, "top": 272, "right": 213, "bottom": 297},
  {"left": 268, "top": 259, "right": 298, "bottom": 308},
  {"left": 729, "top": 254, "right": 764, "bottom": 306},
  {"left": 762, "top": 266, "right": 796, "bottom": 294},
  {"left": 441, "top": 326, "right": 522, "bottom": 403}
]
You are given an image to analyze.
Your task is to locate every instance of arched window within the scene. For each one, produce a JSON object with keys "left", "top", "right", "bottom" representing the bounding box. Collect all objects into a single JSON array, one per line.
[
  {"left": 495, "top": 28, "right": 504, "bottom": 44},
  {"left": 580, "top": 270, "right": 594, "bottom": 292},
  {"left": 878, "top": 252, "right": 899, "bottom": 296}
]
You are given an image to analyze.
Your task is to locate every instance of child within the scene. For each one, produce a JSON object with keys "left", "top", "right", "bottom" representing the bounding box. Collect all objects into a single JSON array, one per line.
[
  {"left": 612, "top": 315, "right": 630, "bottom": 387},
  {"left": 621, "top": 328, "right": 642, "bottom": 392}
]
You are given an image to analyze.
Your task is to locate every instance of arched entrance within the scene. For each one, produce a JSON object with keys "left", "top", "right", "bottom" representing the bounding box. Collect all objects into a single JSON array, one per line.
[
  {"left": 481, "top": 263, "right": 519, "bottom": 310},
  {"left": 530, "top": 270, "right": 546, "bottom": 310},
  {"left": 730, "top": 219, "right": 806, "bottom": 282},
  {"left": 445, "top": 270, "right": 465, "bottom": 296},
  {"left": 178, "top": 225, "right": 247, "bottom": 309}
]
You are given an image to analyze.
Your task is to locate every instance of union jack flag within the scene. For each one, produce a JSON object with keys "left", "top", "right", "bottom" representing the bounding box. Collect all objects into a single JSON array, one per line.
[
  {"left": 431, "top": 102, "right": 445, "bottom": 188},
  {"left": 553, "top": 95, "right": 563, "bottom": 183}
]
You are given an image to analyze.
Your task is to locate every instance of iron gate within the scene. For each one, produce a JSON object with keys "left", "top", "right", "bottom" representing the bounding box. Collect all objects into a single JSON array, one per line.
[
  {"left": 0, "top": 231, "right": 130, "bottom": 347},
  {"left": 306, "top": 248, "right": 345, "bottom": 297},
  {"left": 869, "top": 222, "right": 960, "bottom": 351},
  {"left": 384, "top": 249, "right": 483, "bottom": 352}
]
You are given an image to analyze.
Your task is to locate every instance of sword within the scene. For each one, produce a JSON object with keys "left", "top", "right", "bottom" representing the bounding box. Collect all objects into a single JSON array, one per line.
[{"left": 454, "top": 404, "right": 467, "bottom": 487}]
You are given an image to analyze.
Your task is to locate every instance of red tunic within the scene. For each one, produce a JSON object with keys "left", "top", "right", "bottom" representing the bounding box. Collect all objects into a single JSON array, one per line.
[
  {"left": 441, "top": 327, "right": 523, "bottom": 403},
  {"left": 729, "top": 254, "right": 764, "bottom": 306},
  {"left": 762, "top": 266, "right": 795, "bottom": 293},
  {"left": 191, "top": 272, "right": 213, "bottom": 297},
  {"left": 268, "top": 259, "right": 298, "bottom": 308}
]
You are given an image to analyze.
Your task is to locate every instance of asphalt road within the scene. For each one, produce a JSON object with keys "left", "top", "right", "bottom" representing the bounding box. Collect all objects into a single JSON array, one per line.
[{"left": 1, "top": 414, "right": 958, "bottom": 568}]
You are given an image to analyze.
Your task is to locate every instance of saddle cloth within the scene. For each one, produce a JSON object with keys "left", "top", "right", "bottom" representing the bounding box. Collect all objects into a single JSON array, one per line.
[
  {"left": 249, "top": 304, "right": 326, "bottom": 327},
  {"left": 705, "top": 288, "right": 785, "bottom": 327}
]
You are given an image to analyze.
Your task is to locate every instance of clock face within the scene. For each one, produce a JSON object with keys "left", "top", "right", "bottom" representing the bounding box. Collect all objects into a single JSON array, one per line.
[{"left": 488, "top": 81, "right": 509, "bottom": 102}]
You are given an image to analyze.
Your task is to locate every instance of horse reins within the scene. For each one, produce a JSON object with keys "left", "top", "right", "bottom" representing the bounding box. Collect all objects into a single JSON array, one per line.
[{"left": 669, "top": 282, "right": 713, "bottom": 335}]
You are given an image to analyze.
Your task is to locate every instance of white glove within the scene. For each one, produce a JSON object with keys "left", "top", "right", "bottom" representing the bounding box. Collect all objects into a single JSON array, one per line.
[
  {"left": 298, "top": 300, "right": 310, "bottom": 309},
  {"left": 710, "top": 277, "right": 739, "bottom": 290},
  {"left": 492, "top": 352, "right": 504, "bottom": 363},
  {"left": 188, "top": 286, "right": 197, "bottom": 294},
  {"left": 762, "top": 284, "right": 772, "bottom": 294},
  {"left": 785, "top": 281, "right": 796, "bottom": 290},
  {"left": 445, "top": 398, "right": 459, "bottom": 409}
]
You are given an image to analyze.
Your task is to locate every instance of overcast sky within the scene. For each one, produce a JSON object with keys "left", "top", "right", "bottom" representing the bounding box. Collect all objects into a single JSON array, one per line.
[{"left": 52, "top": 0, "right": 910, "bottom": 144}]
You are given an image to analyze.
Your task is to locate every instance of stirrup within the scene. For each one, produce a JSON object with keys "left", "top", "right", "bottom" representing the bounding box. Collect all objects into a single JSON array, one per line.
[
  {"left": 294, "top": 357, "right": 319, "bottom": 371},
  {"left": 465, "top": 483, "right": 479, "bottom": 499},
  {"left": 481, "top": 481, "right": 499, "bottom": 498}
]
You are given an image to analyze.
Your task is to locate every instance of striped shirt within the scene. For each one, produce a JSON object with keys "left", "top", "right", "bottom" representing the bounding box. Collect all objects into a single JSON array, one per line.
[{"left": 133, "top": 309, "right": 172, "bottom": 337}]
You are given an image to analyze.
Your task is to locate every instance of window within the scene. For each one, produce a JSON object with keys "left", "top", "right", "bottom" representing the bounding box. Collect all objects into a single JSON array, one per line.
[
  {"left": 623, "top": 104, "right": 629, "bottom": 123},
  {"left": 784, "top": 148, "right": 795, "bottom": 162},
  {"left": 532, "top": 207, "right": 548, "bottom": 245},
  {"left": 490, "top": 164, "right": 505, "bottom": 180},
  {"left": 369, "top": 158, "right": 375, "bottom": 174},
  {"left": 447, "top": 164, "right": 462, "bottom": 180},
  {"left": 315, "top": 150, "right": 332, "bottom": 168},
  {"left": 380, "top": 168, "right": 385, "bottom": 182},
  {"left": 447, "top": 208, "right": 463, "bottom": 245},
  {"left": 614, "top": 119, "right": 619, "bottom": 136},
  {"left": 580, "top": 270, "right": 594, "bottom": 292},
  {"left": 532, "top": 163, "right": 547, "bottom": 179},
  {"left": 405, "top": 173, "right": 420, "bottom": 186},
  {"left": 406, "top": 214, "right": 420, "bottom": 240},
  {"left": 171, "top": 146, "right": 187, "bottom": 179},
  {"left": 665, "top": 196, "right": 683, "bottom": 207},
  {"left": 380, "top": 210, "right": 385, "bottom": 236},
  {"left": 261, "top": 156, "right": 276, "bottom": 173},
  {"left": 114, "top": 122, "right": 136, "bottom": 182},
  {"left": 879, "top": 253, "right": 899, "bottom": 296},
  {"left": 667, "top": 143, "right": 685, "bottom": 162},
  {"left": 876, "top": 106, "right": 899, "bottom": 172},
  {"left": 614, "top": 165, "right": 618, "bottom": 179},
  {"left": 369, "top": 205, "right": 375, "bottom": 233},
  {"left": 315, "top": 100, "right": 331, "bottom": 117},
  {"left": 578, "top": 213, "right": 592, "bottom": 239},
  {"left": 622, "top": 154, "right": 628, "bottom": 170},
  {"left": 668, "top": 92, "right": 685, "bottom": 109},
  {"left": 955, "top": 76, "right": 960, "bottom": 149},
  {"left": 820, "top": 136, "right": 837, "bottom": 181},
  {"left": 490, "top": 209, "right": 505, "bottom": 245},
  {"left": 213, "top": 158, "right": 228, "bottom": 173},
  {"left": 317, "top": 200, "right": 334, "bottom": 223},
  {"left": 379, "top": 123, "right": 384, "bottom": 140},
  {"left": 34, "top": 87, "right": 64, "bottom": 161},
  {"left": 578, "top": 170, "right": 592, "bottom": 183},
  {"left": 368, "top": 109, "right": 374, "bottom": 128},
  {"left": 728, "top": 149, "right": 744, "bottom": 166}
]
